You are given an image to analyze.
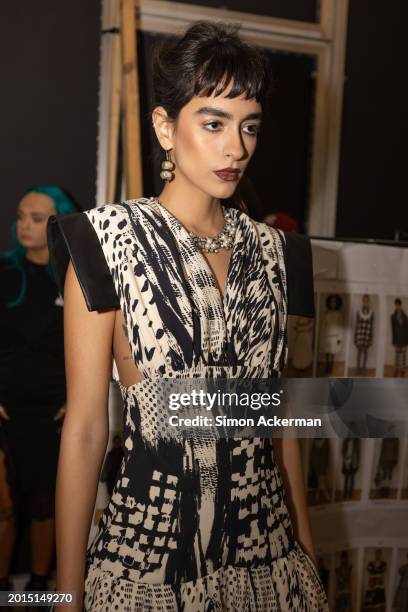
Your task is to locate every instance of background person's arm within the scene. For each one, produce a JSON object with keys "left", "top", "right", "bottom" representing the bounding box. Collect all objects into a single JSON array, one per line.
[
  {"left": 55, "top": 261, "right": 116, "bottom": 610},
  {"left": 273, "top": 437, "right": 318, "bottom": 568}
]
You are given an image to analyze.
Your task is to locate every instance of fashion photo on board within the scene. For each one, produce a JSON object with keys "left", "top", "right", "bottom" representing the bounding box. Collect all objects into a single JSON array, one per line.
[
  {"left": 361, "top": 547, "right": 390, "bottom": 612},
  {"left": 370, "top": 437, "right": 400, "bottom": 500},
  {"left": 333, "top": 548, "right": 355, "bottom": 612},
  {"left": 318, "top": 293, "right": 346, "bottom": 377},
  {"left": 284, "top": 314, "right": 315, "bottom": 377},
  {"left": 306, "top": 438, "right": 333, "bottom": 507},
  {"left": 392, "top": 549, "right": 408, "bottom": 612},
  {"left": 348, "top": 294, "right": 377, "bottom": 377},
  {"left": 383, "top": 296, "right": 408, "bottom": 377},
  {"left": 337, "top": 438, "right": 361, "bottom": 502}
]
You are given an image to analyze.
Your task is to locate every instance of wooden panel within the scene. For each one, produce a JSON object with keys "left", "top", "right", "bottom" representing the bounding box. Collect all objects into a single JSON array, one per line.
[
  {"left": 167, "top": 0, "right": 319, "bottom": 22},
  {"left": 0, "top": 1, "right": 100, "bottom": 249},
  {"left": 121, "top": 0, "right": 143, "bottom": 198}
]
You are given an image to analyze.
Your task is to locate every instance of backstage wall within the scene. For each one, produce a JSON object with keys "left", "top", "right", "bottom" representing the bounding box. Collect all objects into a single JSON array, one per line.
[
  {"left": 336, "top": 0, "right": 407, "bottom": 241},
  {"left": 0, "top": 1, "right": 101, "bottom": 248},
  {"left": 1, "top": 1, "right": 406, "bottom": 245}
]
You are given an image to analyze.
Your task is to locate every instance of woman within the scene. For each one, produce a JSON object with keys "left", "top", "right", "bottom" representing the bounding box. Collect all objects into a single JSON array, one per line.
[
  {"left": 353, "top": 294, "right": 374, "bottom": 376},
  {"left": 48, "top": 21, "right": 328, "bottom": 611},
  {"left": 320, "top": 294, "right": 343, "bottom": 375},
  {"left": 393, "top": 551, "right": 408, "bottom": 612},
  {"left": 0, "top": 186, "right": 77, "bottom": 592}
]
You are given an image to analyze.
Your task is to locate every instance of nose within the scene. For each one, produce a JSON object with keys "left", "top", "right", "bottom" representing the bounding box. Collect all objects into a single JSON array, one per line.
[
  {"left": 18, "top": 216, "right": 31, "bottom": 232},
  {"left": 224, "top": 126, "right": 247, "bottom": 162}
]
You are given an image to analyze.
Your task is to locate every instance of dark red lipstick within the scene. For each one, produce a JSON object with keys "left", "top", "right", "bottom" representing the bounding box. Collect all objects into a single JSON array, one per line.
[{"left": 213, "top": 167, "right": 241, "bottom": 182}]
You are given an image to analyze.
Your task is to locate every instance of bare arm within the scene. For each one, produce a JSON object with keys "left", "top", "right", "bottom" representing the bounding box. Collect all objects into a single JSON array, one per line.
[
  {"left": 55, "top": 261, "right": 116, "bottom": 610},
  {"left": 273, "top": 437, "right": 318, "bottom": 567}
]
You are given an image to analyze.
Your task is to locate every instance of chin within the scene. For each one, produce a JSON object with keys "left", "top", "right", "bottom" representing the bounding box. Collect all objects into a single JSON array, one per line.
[
  {"left": 18, "top": 238, "right": 32, "bottom": 247},
  {"left": 213, "top": 183, "right": 238, "bottom": 199}
]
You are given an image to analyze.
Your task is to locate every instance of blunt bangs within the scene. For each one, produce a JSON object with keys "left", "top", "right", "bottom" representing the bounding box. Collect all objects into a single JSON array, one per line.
[
  {"left": 151, "top": 21, "right": 272, "bottom": 121},
  {"left": 194, "top": 49, "right": 268, "bottom": 104}
]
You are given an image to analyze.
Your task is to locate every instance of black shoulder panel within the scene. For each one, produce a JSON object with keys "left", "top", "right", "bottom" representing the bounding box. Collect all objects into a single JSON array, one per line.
[
  {"left": 47, "top": 212, "right": 120, "bottom": 312},
  {"left": 282, "top": 232, "right": 315, "bottom": 318}
]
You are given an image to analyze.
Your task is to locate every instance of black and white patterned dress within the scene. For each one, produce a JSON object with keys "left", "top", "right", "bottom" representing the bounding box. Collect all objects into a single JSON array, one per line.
[
  {"left": 48, "top": 197, "right": 328, "bottom": 611},
  {"left": 354, "top": 308, "right": 374, "bottom": 349}
]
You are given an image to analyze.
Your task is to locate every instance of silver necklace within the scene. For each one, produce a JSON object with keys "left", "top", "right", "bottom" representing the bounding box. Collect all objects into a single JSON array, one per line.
[{"left": 150, "top": 197, "right": 237, "bottom": 253}]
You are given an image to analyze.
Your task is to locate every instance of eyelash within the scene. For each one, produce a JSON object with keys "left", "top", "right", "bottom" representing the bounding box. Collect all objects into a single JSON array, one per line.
[{"left": 203, "top": 121, "right": 260, "bottom": 136}]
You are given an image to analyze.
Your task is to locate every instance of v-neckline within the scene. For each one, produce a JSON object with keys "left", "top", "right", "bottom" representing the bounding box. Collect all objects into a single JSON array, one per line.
[{"left": 146, "top": 197, "right": 239, "bottom": 311}]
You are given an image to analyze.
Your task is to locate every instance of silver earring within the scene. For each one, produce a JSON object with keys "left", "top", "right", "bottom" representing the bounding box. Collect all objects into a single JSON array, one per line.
[{"left": 160, "top": 149, "right": 175, "bottom": 181}]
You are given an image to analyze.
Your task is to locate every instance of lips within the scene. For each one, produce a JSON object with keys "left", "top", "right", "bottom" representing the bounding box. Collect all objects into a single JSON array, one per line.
[{"left": 213, "top": 169, "right": 240, "bottom": 182}]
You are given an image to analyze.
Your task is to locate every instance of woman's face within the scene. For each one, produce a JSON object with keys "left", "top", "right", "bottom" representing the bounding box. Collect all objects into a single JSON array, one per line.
[
  {"left": 166, "top": 85, "right": 262, "bottom": 199},
  {"left": 16, "top": 192, "right": 56, "bottom": 250}
]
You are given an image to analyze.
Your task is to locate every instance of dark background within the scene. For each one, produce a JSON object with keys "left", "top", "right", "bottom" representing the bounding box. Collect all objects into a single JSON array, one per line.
[
  {"left": 0, "top": 1, "right": 100, "bottom": 248},
  {"left": 0, "top": 0, "right": 406, "bottom": 242},
  {"left": 336, "top": 1, "right": 407, "bottom": 239}
]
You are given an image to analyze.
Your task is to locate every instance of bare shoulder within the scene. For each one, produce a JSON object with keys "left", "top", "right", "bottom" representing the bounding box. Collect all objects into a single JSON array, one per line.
[
  {"left": 64, "top": 259, "right": 116, "bottom": 325},
  {"left": 63, "top": 260, "right": 115, "bottom": 419}
]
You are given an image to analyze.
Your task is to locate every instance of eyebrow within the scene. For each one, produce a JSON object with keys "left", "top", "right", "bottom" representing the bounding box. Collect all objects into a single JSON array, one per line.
[
  {"left": 194, "top": 106, "right": 263, "bottom": 121},
  {"left": 17, "top": 209, "right": 46, "bottom": 216}
]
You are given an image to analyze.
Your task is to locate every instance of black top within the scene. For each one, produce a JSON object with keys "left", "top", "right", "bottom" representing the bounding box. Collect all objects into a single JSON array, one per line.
[{"left": 0, "top": 256, "right": 66, "bottom": 417}]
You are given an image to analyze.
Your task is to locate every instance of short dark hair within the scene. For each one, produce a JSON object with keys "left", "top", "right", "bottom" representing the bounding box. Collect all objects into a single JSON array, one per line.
[
  {"left": 326, "top": 293, "right": 342, "bottom": 310},
  {"left": 395, "top": 298, "right": 402, "bottom": 305},
  {"left": 151, "top": 20, "right": 272, "bottom": 122}
]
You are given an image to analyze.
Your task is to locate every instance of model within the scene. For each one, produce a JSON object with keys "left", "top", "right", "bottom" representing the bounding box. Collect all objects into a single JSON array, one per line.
[
  {"left": 391, "top": 298, "right": 408, "bottom": 377},
  {"left": 341, "top": 438, "right": 360, "bottom": 500},
  {"left": 47, "top": 21, "right": 328, "bottom": 611},
  {"left": 334, "top": 550, "right": 353, "bottom": 612},
  {"left": 374, "top": 437, "right": 399, "bottom": 498},
  {"left": 308, "top": 438, "right": 331, "bottom": 504},
  {"left": 362, "top": 549, "right": 387, "bottom": 612},
  {"left": 393, "top": 551, "right": 408, "bottom": 612},
  {"left": 320, "top": 294, "right": 343, "bottom": 375},
  {"left": 292, "top": 316, "right": 314, "bottom": 371},
  {"left": 0, "top": 186, "right": 77, "bottom": 592},
  {"left": 354, "top": 294, "right": 374, "bottom": 375}
]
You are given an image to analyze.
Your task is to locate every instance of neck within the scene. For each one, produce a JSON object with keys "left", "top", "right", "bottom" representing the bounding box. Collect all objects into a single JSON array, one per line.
[
  {"left": 25, "top": 247, "right": 49, "bottom": 265},
  {"left": 157, "top": 179, "right": 225, "bottom": 235}
]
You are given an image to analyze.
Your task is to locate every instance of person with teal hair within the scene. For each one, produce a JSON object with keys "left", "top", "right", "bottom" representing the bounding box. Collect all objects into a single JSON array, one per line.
[
  {"left": 1, "top": 185, "right": 78, "bottom": 307},
  {"left": 0, "top": 185, "right": 78, "bottom": 593}
]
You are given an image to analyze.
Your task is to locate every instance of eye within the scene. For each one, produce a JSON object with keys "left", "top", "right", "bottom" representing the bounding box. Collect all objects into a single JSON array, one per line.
[
  {"left": 243, "top": 124, "right": 261, "bottom": 136},
  {"left": 203, "top": 120, "right": 222, "bottom": 131}
]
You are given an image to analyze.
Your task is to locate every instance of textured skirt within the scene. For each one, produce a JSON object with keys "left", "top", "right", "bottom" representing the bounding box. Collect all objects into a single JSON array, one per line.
[{"left": 83, "top": 541, "right": 329, "bottom": 611}]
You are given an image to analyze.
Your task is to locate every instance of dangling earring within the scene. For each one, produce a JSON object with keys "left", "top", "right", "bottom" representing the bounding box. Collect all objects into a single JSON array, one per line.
[{"left": 160, "top": 149, "right": 175, "bottom": 182}]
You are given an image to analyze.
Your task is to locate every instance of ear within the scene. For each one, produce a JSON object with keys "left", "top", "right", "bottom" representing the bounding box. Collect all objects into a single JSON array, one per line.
[{"left": 152, "top": 106, "right": 175, "bottom": 150}]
